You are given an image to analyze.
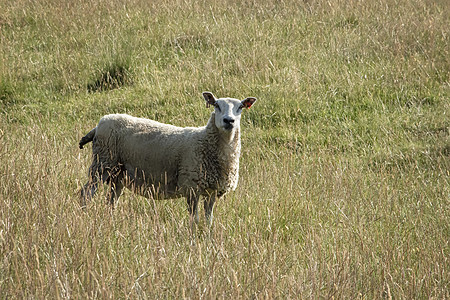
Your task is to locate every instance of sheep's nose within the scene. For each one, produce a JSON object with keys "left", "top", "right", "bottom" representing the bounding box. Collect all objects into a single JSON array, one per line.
[{"left": 223, "top": 118, "right": 235, "bottom": 125}]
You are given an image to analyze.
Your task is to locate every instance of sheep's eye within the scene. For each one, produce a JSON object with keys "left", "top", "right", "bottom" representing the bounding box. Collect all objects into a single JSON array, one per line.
[
  {"left": 238, "top": 104, "right": 244, "bottom": 111},
  {"left": 214, "top": 104, "right": 221, "bottom": 111}
]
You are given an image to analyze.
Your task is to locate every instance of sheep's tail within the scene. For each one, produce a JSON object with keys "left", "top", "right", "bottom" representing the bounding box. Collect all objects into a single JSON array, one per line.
[{"left": 79, "top": 128, "right": 96, "bottom": 149}]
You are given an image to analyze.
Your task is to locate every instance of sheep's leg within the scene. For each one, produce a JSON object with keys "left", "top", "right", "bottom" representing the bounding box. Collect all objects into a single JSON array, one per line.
[
  {"left": 187, "top": 190, "right": 200, "bottom": 225},
  {"left": 80, "top": 165, "right": 101, "bottom": 207},
  {"left": 204, "top": 194, "right": 216, "bottom": 228},
  {"left": 108, "top": 181, "right": 123, "bottom": 207},
  {"left": 80, "top": 181, "right": 98, "bottom": 207},
  {"left": 104, "top": 167, "right": 124, "bottom": 207}
]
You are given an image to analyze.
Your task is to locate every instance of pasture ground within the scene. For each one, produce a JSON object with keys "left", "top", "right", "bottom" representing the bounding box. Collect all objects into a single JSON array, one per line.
[{"left": 1, "top": 0, "right": 448, "bottom": 298}]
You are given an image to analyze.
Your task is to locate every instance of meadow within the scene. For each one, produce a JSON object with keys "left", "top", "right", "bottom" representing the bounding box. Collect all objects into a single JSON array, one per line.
[{"left": 0, "top": 0, "right": 448, "bottom": 298}]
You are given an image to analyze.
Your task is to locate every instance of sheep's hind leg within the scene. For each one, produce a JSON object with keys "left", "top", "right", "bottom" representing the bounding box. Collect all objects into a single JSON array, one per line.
[
  {"left": 104, "top": 166, "right": 124, "bottom": 207},
  {"left": 80, "top": 181, "right": 98, "bottom": 208},
  {"left": 80, "top": 166, "right": 101, "bottom": 208},
  {"left": 108, "top": 180, "right": 123, "bottom": 207}
]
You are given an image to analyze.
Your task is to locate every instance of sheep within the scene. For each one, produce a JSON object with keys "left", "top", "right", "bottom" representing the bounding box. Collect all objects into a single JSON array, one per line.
[{"left": 79, "top": 92, "right": 256, "bottom": 227}]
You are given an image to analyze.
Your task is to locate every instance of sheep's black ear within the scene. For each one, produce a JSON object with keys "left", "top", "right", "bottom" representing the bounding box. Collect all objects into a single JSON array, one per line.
[
  {"left": 242, "top": 97, "right": 257, "bottom": 109},
  {"left": 203, "top": 92, "right": 216, "bottom": 107}
]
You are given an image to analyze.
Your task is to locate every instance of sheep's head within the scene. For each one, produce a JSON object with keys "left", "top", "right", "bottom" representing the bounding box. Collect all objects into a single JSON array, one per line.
[{"left": 203, "top": 92, "right": 256, "bottom": 132}]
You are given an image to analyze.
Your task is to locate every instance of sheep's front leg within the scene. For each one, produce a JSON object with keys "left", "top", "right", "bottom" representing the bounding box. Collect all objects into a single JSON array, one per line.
[
  {"left": 204, "top": 194, "right": 216, "bottom": 228},
  {"left": 187, "top": 190, "right": 200, "bottom": 225}
]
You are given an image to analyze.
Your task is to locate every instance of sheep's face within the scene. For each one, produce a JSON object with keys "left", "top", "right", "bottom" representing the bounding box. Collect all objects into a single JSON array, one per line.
[{"left": 203, "top": 92, "right": 256, "bottom": 132}]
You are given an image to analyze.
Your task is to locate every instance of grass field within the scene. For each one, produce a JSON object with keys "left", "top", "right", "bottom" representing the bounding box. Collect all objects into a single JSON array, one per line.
[{"left": 1, "top": 0, "right": 449, "bottom": 298}]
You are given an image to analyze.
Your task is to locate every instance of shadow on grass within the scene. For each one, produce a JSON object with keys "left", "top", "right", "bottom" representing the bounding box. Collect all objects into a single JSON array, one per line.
[{"left": 87, "top": 60, "right": 132, "bottom": 93}]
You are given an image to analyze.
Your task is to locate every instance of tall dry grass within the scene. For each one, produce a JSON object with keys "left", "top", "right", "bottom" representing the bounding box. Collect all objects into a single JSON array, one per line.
[{"left": 1, "top": 0, "right": 448, "bottom": 298}]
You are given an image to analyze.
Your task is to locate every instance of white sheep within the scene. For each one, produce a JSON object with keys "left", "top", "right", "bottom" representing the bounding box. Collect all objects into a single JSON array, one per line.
[{"left": 79, "top": 92, "right": 256, "bottom": 226}]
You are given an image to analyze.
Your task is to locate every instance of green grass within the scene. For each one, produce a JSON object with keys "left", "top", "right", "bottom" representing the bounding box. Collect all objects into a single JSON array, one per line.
[{"left": 1, "top": 0, "right": 449, "bottom": 298}]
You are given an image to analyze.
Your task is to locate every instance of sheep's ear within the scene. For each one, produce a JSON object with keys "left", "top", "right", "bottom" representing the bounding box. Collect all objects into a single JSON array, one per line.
[
  {"left": 242, "top": 97, "right": 257, "bottom": 109},
  {"left": 203, "top": 92, "right": 216, "bottom": 107}
]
